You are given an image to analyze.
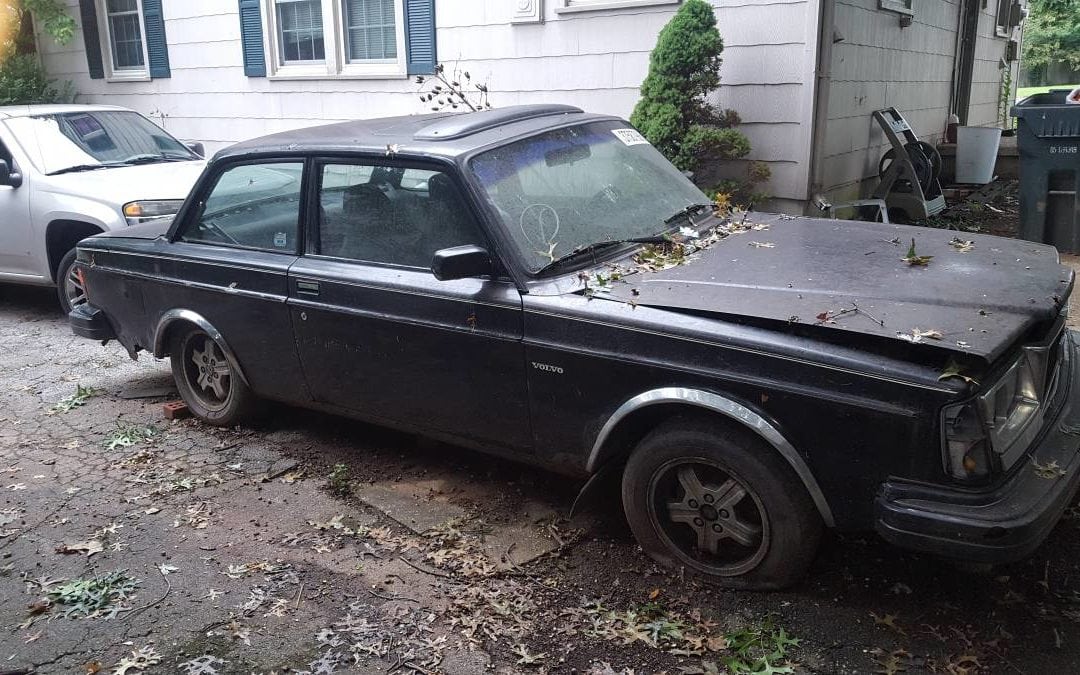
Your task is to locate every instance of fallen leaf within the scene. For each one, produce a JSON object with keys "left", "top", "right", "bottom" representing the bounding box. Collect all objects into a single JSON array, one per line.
[
  {"left": 897, "top": 328, "right": 943, "bottom": 343},
  {"left": 1034, "top": 458, "right": 1067, "bottom": 480},
  {"left": 949, "top": 237, "right": 975, "bottom": 253},
  {"left": 871, "top": 612, "right": 908, "bottom": 635},
  {"left": 902, "top": 238, "right": 933, "bottom": 266},
  {"left": 939, "top": 359, "right": 978, "bottom": 385},
  {"left": 56, "top": 539, "right": 104, "bottom": 557}
]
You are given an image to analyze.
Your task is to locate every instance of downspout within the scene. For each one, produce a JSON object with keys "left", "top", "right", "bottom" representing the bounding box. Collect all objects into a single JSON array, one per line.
[
  {"left": 947, "top": 0, "right": 967, "bottom": 117},
  {"left": 806, "top": 0, "right": 837, "bottom": 207}
]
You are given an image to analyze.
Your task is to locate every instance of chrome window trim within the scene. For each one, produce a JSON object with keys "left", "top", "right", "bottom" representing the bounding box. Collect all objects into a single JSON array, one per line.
[{"left": 588, "top": 387, "right": 835, "bottom": 527}]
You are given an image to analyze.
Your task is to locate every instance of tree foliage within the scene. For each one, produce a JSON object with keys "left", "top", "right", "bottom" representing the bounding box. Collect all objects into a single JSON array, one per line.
[
  {"left": 1021, "top": 0, "right": 1080, "bottom": 76},
  {"left": 629, "top": 0, "right": 752, "bottom": 174},
  {"left": 21, "top": 0, "right": 75, "bottom": 45},
  {"left": 0, "top": 0, "right": 74, "bottom": 104},
  {"left": 0, "top": 52, "right": 68, "bottom": 104}
]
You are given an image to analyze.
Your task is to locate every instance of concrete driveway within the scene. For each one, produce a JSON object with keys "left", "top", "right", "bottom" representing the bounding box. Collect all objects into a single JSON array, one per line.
[{"left": 3, "top": 284, "right": 1080, "bottom": 674}]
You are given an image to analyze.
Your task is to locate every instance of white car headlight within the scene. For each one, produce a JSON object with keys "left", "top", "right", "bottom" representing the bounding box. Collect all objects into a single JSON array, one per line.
[{"left": 123, "top": 199, "right": 185, "bottom": 226}]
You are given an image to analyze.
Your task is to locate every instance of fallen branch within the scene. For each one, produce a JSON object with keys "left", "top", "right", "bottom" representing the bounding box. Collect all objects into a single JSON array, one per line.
[
  {"left": 367, "top": 589, "right": 419, "bottom": 603},
  {"left": 123, "top": 569, "right": 171, "bottom": 621},
  {"left": 398, "top": 556, "right": 451, "bottom": 579}
]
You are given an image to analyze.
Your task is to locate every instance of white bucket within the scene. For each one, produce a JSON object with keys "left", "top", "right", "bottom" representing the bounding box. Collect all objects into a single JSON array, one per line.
[{"left": 955, "top": 126, "right": 1002, "bottom": 184}]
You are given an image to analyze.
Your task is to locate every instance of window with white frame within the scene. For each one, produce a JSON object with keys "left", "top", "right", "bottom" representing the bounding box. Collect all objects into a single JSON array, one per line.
[
  {"left": 276, "top": 0, "right": 325, "bottom": 63},
  {"left": 102, "top": 0, "right": 148, "bottom": 76},
  {"left": 264, "top": 0, "right": 405, "bottom": 78}
]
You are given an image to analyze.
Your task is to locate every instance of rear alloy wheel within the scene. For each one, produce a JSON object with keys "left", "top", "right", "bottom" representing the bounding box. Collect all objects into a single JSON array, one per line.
[
  {"left": 170, "top": 327, "right": 258, "bottom": 426},
  {"left": 622, "top": 417, "right": 822, "bottom": 589},
  {"left": 56, "top": 249, "right": 86, "bottom": 314}
]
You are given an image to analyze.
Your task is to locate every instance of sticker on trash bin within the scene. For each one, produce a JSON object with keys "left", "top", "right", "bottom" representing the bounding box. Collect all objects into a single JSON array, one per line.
[
  {"left": 1049, "top": 145, "right": 1078, "bottom": 155},
  {"left": 274, "top": 232, "right": 288, "bottom": 248},
  {"left": 612, "top": 129, "right": 649, "bottom": 146}
]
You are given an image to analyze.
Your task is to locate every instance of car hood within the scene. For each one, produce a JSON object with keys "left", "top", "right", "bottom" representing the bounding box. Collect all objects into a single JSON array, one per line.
[
  {"left": 41, "top": 160, "right": 205, "bottom": 204},
  {"left": 601, "top": 214, "right": 1073, "bottom": 363}
]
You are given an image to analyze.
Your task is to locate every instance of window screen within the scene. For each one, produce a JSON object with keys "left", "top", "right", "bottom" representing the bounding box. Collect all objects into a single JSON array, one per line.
[
  {"left": 276, "top": 0, "right": 325, "bottom": 62},
  {"left": 318, "top": 163, "right": 484, "bottom": 268},
  {"left": 106, "top": 0, "right": 145, "bottom": 69},
  {"left": 343, "top": 0, "right": 397, "bottom": 62},
  {"left": 183, "top": 162, "right": 304, "bottom": 253}
]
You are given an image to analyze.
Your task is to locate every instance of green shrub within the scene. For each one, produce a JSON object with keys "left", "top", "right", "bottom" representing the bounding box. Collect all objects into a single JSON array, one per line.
[
  {"left": 630, "top": 0, "right": 751, "bottom": 172},
  {"left": 0, "top": 53, "right": 71, "bottom": 105}
]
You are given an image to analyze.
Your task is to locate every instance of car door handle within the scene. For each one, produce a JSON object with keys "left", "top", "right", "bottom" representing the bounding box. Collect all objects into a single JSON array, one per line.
[{"left": 296, "top": 280, "right": 320, "bottom": 297}]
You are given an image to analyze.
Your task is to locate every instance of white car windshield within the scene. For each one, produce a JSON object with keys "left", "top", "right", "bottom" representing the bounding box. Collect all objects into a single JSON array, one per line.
[
  {"left": 6, "top": 110, "right": 196, "bottom": 175},
  {"left": 469, "top": 120, "right": 711, "bottom": 273}
]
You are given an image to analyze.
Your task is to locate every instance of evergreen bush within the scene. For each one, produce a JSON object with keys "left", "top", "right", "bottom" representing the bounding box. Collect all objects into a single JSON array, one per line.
[{"left": 630, "top": 0, "right": 768, "bottom": 203}]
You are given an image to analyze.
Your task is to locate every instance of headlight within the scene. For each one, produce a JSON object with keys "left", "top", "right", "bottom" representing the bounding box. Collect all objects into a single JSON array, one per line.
[
  {"left": 123, "top": 199, "right": 184, "bottom": 226},
  {"left": 942, "top": 400, "right": 994, "bottom": 481},
  {"left": 941, "top": 336, "right": 1062, "bottom": 482}
]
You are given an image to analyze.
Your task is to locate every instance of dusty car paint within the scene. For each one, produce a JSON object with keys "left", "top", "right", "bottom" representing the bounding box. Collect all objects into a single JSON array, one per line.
[{"left": 69, "top": 105, "right": 1080, "bottom": 564}]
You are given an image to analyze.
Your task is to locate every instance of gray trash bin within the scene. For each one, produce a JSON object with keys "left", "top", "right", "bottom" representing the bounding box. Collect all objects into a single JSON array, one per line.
[{"left": 1011, "top": 89, "right": 1080, "bottom": 252}]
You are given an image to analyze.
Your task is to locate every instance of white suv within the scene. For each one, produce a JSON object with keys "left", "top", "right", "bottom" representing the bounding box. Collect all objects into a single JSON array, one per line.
[{"left": 0, "top": 104, "right": 206, "bottom": 312}]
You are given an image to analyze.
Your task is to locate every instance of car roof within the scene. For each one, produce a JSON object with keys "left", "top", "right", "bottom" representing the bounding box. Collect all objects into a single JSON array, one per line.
[
  {"left": 0, "top": 103, "right": 132, "bottom": 119},
  {"left": 215, "top": 104, "right": 624, "bottom": 162}
]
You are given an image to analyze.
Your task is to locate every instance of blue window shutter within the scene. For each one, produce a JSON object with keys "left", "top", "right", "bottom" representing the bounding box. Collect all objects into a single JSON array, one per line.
[
  {"left": 78, "top": 0, "right": 104, "bottom": 80},
  {"left": 404, "top": 0, "right": 436, "bottom": 76},
  {"left": 238, "top": 0, "right": 267, "bottom": 77},
  {"left": 142, "top": 0, "right": 171, "bottom": 78}
]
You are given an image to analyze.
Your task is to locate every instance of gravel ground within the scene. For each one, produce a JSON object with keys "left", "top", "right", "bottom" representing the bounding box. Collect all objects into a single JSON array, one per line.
[{"left": 3, "top": 258, "right": 1080, "bottom": 674}]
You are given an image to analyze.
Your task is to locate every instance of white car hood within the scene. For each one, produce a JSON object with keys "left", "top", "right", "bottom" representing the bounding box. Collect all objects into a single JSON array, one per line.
[{"left": 40, "top": 160, "right": 206, "bottom": 204}]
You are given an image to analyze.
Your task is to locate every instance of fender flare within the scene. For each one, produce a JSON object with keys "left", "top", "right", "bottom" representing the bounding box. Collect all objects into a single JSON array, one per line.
[
  {"left": 152, "top": 309, "right": 251, "bottom": 387},
  {"left": 587, "top": 387, "right": 835, "bottom": 527}
]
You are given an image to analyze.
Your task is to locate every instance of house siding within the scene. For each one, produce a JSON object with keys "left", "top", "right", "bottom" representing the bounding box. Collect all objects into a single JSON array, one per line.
[
  {"left": 820, "top": 0, "right": 1020, "bottom": 199},
  {"left": 37, "top": 0, "right": 817, "bottom": 204}
]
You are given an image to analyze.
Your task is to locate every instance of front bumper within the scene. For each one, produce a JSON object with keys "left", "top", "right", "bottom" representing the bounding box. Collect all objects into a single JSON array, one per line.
[
  {"left": 876, "top": 330, "right": 1080, "bottom": 563},
  {"left": 69, "top": 303, "right": 117, "bottom": 341}
]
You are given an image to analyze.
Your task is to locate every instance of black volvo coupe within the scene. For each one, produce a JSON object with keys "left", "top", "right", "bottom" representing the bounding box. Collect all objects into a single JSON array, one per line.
[{"left": 70, "top": 105, "right": 1080, "bottom": 588}]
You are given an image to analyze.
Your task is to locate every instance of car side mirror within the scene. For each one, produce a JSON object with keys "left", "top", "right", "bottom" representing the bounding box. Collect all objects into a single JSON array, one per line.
[
  {"left": 0, "top": 159, "right": 22, "bottom": 188},
  {"left": 432, "top": 245, "right": 493, "bottom": 281},
  {"left": 184, "top": 141, "right": 205, "bottom": 158}
]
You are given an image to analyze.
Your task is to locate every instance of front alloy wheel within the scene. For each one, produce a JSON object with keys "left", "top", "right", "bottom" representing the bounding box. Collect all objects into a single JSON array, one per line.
[
  {"left": 622, "top": 416, "right": 822, "bottom": 589},
  {"left": 654, "top": 461, "right": 769, "bottom": 576},
  {"left": 170, "top": 326, "right": 259, "bottom": 426}
]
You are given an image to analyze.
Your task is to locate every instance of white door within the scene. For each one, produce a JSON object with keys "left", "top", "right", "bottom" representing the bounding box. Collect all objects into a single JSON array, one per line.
[{"left": 0, "top": 129, "right": 35, "bottom": 277}]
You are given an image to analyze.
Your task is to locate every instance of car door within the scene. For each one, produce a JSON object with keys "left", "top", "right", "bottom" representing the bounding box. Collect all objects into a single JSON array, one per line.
[
  {"left": 152, "top": 159, "right": 308, "bottom": 403},
  {"left": 0, "top": 127, "right": 35, "bottom": 277},
  {"left": 287, "top": 158, "right": 532, "bottom": 452}
]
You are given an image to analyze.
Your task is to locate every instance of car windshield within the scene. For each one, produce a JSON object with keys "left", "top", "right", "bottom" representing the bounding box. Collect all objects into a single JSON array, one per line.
[
  {"left": 5, "top": 110, "right": 196, "bottom": 175},
  {"left": 469, "top": 120, "right": 711, "bottom": 273}
]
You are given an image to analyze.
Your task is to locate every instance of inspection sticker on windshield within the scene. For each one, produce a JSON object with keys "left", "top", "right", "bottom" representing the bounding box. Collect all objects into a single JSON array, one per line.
[
  {"left": 274, "top": 232, "right": 288, "bottom": 248},
  {"left": 612, "top": 128, "right": 649, "bottom": 146}
]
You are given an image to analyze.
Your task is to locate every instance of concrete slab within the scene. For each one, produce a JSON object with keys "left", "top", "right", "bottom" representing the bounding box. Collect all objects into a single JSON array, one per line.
[{"left": 355, "top": 480, "right": 566, "bottom": 569}]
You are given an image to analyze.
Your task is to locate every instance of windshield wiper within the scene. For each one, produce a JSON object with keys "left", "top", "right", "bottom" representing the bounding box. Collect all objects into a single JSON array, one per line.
[
  {"left": 120, "top": 154, "right": 176, "bottom": 165},
  {"left": 536, "top": 235, "right": 670, "bottom": 275},
  {"left": 46, "top": 163, "right": 113, "bottom": 176},
  {"left": 664, "top": 202, "right": 713, "bottom": 225}
]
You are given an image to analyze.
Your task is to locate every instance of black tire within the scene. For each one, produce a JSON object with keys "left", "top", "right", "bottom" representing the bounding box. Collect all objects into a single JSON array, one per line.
[
  {"left": 56, "top": 248, "right": 85, "bottom": 315},
  {"left": 170, "top": 326, "right": 259, "bottom": 426},
  {"left": 622, "top": 416, "right": 822, "bottom": 590}
]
